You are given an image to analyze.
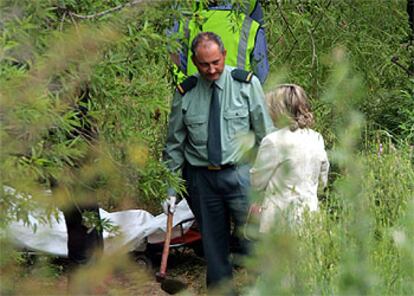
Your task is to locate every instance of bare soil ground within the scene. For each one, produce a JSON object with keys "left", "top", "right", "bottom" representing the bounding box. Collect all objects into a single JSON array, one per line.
[
  {"left": 10, "top": 246, "right": 251, "bottom": 295},
  {"left": 12, "top": 248, "right": 207, "bottom": 295}
]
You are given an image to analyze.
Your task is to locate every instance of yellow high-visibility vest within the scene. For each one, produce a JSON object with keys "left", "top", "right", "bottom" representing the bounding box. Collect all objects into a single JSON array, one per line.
[
  {"left": 185, "top": 9, "right": 260, "bottom": 76},
  {"left": 175, "top": 1, "right": 261, "bottom": 82}
]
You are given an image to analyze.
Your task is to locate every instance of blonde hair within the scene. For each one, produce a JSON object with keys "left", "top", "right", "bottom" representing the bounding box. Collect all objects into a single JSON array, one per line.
[{"left": 266, "top": 84, "right": 314, "bottom": 131}]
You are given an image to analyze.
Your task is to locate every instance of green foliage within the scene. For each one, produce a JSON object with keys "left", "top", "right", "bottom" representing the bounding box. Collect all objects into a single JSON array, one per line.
[
  {"left": 263, "top": 0, "right": 414, "bottom": 146},
  {"left": 1, "top": 0, "right": 183, "bottom": 215},
  {"left": 0, "top": 0, "right": 413, "bottom": 294}
]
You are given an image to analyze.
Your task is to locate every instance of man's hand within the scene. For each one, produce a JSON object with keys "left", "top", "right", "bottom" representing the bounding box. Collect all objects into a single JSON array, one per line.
[{"left": 162, "top": 196, "right": 177, "bottom": 215}]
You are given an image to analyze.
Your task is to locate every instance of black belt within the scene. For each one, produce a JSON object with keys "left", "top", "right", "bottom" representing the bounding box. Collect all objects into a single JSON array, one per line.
[{"left": 206, "top": 163, "right": 234, "bottom": 170}]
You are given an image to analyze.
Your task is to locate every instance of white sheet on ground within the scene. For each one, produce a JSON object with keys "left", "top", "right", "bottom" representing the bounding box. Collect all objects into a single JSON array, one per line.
[{"left": 5, "top": 191, "right": 195, "bottom": 257}]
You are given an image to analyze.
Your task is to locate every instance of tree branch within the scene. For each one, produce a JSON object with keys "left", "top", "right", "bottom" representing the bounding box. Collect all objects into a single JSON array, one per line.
[
  {"left": 68, "top": 0, "right": 147, "bottom": 20},
  {"left": 59, "top": 11, "right": 67, "bottom": 31},
  {"left": 276, "top": 1, "right": 299, "bottom": 61},
  {"left": 308, "top": 28, "right": 317, "bottom": 68},
  {"left": 391, "top": 56, "right": 414, "bottom": 76}
]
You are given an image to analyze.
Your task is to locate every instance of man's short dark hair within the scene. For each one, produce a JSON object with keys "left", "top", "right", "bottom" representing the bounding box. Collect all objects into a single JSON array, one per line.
[{"left": 191, "top": 32, "right": 225, "bottom": 56}]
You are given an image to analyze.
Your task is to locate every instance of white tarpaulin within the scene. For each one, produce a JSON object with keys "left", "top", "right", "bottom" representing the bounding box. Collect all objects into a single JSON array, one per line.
[{"left": 4, "top": 187, "right": 195, "bottom": 257}]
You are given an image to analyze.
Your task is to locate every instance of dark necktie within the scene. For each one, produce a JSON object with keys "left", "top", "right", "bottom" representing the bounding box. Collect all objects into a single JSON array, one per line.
[{"left": 207, "top": 83, "right": 222, "bottom": 166}]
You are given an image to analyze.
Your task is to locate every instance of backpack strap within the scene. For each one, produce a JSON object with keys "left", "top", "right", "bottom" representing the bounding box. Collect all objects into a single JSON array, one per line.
[
  {"left": 176, "top": 76, "right": 198, "bottom": 95},
  {"left": 231, "top": 69, "right": 254, "bottom": 83}
]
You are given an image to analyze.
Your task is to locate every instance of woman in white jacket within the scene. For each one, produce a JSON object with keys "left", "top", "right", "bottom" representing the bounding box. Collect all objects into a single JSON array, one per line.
[{"left": 250, "top": 84, "right": 329, "bottom": 232}]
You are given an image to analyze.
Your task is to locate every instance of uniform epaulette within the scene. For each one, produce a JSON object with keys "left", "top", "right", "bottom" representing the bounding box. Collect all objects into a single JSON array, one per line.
[
  {"left": 231, "top": 69, "right": 254, "bottom": 83},
  {"left": 176, "top": 76, "right": 198, "bottom": 95}
]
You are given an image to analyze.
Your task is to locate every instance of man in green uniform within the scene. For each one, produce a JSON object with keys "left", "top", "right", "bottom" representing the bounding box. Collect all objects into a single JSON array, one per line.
[{"left": 163, "top": 32, "right": 273, "bottom": 291}]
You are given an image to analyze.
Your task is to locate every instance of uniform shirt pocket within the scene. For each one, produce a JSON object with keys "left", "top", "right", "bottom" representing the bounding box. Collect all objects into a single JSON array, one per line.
[
  {"left": 224, "top": 108, "right": 249, "bottom": 136},
  {"left": 184, "top": 114, "right": 208, "bottom": 145}
]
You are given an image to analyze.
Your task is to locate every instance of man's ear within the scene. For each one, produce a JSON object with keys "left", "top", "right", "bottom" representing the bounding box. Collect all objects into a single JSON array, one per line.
[{"left": 223, "top": 49, "right": 227, "bottom": 60}]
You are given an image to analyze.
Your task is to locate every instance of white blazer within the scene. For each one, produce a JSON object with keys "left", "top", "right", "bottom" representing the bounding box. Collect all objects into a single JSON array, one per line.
[{"left": 250, "top": 127, "right": 329, "bottom": 232}]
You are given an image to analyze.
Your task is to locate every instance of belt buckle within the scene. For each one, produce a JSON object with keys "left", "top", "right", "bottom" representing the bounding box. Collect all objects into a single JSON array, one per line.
[{"left": 207, "top": 165, "right": 221, "bottom": 170}]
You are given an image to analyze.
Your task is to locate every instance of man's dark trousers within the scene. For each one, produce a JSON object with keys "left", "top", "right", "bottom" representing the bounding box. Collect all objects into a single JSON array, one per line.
[{"left": 186, "top": 164, "right": 251, "bottom": 288}]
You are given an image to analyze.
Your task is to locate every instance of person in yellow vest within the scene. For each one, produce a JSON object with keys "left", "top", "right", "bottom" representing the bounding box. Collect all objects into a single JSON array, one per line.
[{"left": 170, "top": 0, "right": 269, "bottom": 84}]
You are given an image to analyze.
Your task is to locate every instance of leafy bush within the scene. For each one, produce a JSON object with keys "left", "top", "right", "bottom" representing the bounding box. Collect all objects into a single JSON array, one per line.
[{"left": 1, "top": 0, "right": 184, "bottom": 216}]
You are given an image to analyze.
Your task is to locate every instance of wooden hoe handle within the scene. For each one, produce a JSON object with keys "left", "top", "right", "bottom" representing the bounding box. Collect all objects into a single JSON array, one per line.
[{"left": 159, "top": 211, "right": 173, "bottom": 278}]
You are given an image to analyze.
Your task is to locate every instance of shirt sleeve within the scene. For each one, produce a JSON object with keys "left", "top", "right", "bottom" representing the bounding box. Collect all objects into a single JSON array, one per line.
[
  {"left": 250, "top": 136, "right": 279, "bottom": 192},
  {"left": 163, "top": 91, "right": 187, "bottom": 172},
  {"left": 318, "top": 136, "right": 330, "bottom": 188},
  {"left": 251, "top": 27, "right": 269, "bottom": 84},
  {"left": 245, "top": 76, "right": 275, "bottom": 145},
  {"left": 249, "top": 2, "right": 264, "bottom": 25},
  {"left": 166, "top": 20, "right": 188, "bottom": 74}
]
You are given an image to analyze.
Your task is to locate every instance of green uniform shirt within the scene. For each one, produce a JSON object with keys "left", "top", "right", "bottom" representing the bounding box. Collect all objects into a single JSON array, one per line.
[{"left": 164, "top": 66, "right": 274, "bottom": 172}]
